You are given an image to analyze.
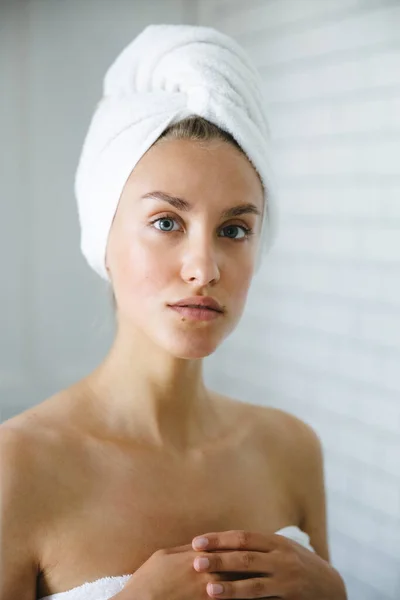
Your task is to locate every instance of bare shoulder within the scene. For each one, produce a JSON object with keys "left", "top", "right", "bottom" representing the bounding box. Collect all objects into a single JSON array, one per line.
[
  {"left": 0, "top": 387, "right": 84, "bottom": 517},
  {"left": 0, "top": 419, "right": 53, "bottom": 512},
  {"left": 241, "top": 402, "right": 322, "bottom": 454},
  {"left": 251, "top": 404, "right": 326, "bottom": 488},
  {"left": 224, "top": 397, "right": 321, "bottom": 445},
  {"left": 0, "top": 420, "right": 46, "bottom": 477},
  {"left": 255, "top": 403, "right": 317, "bottom": 435},
  {"left": 0, "top": 382, "right": 92, "bottom": 456},
  {"left": 1, "top": 384, "right": 80, "bottom": 433},
  {"left": 273, "top": 407, "right": 322, "bottom": 451},
  {"left": 216, "top": 395, "right": 322, "bottom": 463}
]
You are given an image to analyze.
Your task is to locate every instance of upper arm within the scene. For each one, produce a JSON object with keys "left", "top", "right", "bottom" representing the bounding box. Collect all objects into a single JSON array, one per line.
[
  {"left": 275, "top": 409, "right": 330, "bottom": 562},
  {"left": 0, "top": 426, "right": 40, "bottom": 600},
  {"left": 280, "top": 413, "right": 331, "bottom": 563}
]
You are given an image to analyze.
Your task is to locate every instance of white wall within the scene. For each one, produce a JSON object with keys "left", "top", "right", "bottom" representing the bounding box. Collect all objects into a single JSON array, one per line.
[
  {"left": 1, "top": 1, "right": 399, "bottom": 599},
  {"left": 198, "top": 2, "right": 400, "bottom": 600}
]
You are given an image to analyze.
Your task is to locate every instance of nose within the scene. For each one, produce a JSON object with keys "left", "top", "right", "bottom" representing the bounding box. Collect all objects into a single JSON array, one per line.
[{"left": 180, "top": 238, "right": 221, "bottom": 286}]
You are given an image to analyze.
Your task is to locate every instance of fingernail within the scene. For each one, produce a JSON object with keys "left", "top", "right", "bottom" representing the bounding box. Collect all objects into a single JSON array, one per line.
[
  {"left": 209, "top": 583, "right": 224, "bottom": 595},
  {"left": 193, "top": 536, "right": 209, "bottom": 548},
  {"left": 194, "top": 557, "right": 210, "bottom": 569}
]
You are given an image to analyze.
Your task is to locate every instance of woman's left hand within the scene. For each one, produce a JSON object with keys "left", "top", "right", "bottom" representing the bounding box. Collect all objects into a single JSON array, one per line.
[{"left": 191, "top": 530, "right": 347, "bottom": 600}]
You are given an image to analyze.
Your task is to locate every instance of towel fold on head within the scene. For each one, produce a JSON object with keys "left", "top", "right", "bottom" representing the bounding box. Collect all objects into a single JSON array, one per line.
[{"left": 75, "top": 24, "right": 278, "bottom": 280}]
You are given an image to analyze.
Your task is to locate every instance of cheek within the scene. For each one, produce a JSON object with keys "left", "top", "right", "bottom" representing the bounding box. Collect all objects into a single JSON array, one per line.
[
  {"left": 115, "top": 239, "right": 171, "bottom": 302},
  {"left": 229, "top": 259, "right": 254, "bottom": 301}
]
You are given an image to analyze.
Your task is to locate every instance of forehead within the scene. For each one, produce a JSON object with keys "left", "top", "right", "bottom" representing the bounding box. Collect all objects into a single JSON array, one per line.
[{"left": 123, "top": 138, "right": 264, "bottom": 206}]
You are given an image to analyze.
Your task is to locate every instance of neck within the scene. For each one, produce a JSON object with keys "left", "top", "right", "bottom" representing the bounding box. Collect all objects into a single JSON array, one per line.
[{"left": 83, "top": 322, "right": 220, "bottom": 454}]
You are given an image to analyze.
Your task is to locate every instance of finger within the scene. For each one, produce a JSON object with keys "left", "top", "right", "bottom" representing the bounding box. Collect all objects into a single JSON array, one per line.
[
  {"left": 193, "top": 550, "right": 275, "bottom": 575},
  {"left": 206, "top": 576, "right": 281, "bottom": 599},
  {"left": 192, "top": 530, "right": 285, "bottom": 552}
]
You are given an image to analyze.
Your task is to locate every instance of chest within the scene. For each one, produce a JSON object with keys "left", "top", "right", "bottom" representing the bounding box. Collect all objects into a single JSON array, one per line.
[{"left": 36, "top": 429, "right": 300, "bottom": 598}]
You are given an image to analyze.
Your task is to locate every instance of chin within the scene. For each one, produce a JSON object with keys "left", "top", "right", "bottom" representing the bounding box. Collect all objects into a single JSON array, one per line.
[
  {"left": 155, "top": 326, "right": 231, "bottom": 359},
  {"left": 163, "top": 335, "right": 223, "bottom": 359},
  {"left": 173, "top": 347, "right": 218, "bottom": 360}
]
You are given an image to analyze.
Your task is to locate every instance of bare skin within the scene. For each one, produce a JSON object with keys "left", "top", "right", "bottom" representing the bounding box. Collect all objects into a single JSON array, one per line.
[
  {"left": 0, "top": 138, "right": 330, "bottom": 598},
  {"left": 3, "top": 389, "right": 321, "bottom": 599}
]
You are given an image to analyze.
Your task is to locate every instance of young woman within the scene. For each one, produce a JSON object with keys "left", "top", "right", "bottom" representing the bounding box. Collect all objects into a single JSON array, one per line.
[{"left": 0, "top": 25, "right": 347, "bottom": 600}]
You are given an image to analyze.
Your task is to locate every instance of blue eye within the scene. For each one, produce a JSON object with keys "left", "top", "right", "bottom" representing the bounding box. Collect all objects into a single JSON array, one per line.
[
  {"left": 220, "top": 225, "right": 248, "bottom": 240},
  {"left": 150, "top": 215, "right": 254, "bottom": 241},
  {"left": 152, "top": 217, "right": 180, "bottom": 232}
]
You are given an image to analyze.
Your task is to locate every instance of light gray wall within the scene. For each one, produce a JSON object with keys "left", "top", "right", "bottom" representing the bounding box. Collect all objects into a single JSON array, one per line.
[
  {"left": 197, "top": 2, "right": 400, "bottom": 599},
  {"left": 1, "top": 2, "right": 399, "bottom": 599}
]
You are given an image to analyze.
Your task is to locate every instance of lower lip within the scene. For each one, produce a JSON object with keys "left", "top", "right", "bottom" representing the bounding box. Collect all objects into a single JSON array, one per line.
[{"left": 169, "top": 306, "right": 222, "bottom": 321}]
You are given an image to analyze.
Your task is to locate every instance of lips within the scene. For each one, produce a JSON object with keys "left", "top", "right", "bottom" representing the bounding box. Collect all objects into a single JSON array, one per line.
[
  {"left": 180, "top": 305, "right": 216, "bottom": 311},
  {"left": 170, "top": 296, "right": 223, "bottom": 313}
]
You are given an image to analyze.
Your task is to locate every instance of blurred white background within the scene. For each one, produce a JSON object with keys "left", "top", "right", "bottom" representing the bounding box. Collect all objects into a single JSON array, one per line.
[{"left": 1, "top": 1, "right": 400, "bottom": 599}]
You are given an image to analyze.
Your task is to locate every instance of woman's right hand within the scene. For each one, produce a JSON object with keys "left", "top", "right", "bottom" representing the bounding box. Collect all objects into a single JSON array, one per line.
[{"left": 117, "top": 542, "right": 225, "bottom": 600}]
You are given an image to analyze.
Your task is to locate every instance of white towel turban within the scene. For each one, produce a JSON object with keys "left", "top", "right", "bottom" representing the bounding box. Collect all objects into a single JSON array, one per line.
[{"left": 75, "top": 24, "right": 278, "bottom": 281}]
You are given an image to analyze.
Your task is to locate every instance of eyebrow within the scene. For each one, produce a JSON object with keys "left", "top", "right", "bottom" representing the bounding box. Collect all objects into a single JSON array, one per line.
[{"left": 140, "top": 191, "right": 262, "bottom": 218}]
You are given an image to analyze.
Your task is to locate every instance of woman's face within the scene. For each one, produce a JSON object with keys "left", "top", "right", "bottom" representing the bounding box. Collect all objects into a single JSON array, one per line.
[{"left": 105, "top": 137, "right": 264, "bottom": 358}]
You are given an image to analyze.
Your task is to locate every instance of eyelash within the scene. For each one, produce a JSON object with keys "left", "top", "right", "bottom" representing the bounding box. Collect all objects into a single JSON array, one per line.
[{"left": 149, "top": 214, "right": 255, "bottom": 241}]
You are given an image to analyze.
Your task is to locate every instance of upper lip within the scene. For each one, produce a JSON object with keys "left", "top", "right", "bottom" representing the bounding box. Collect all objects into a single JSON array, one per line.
[{"left": 169, "top": 296, "right": 224, "bottom": 313}]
